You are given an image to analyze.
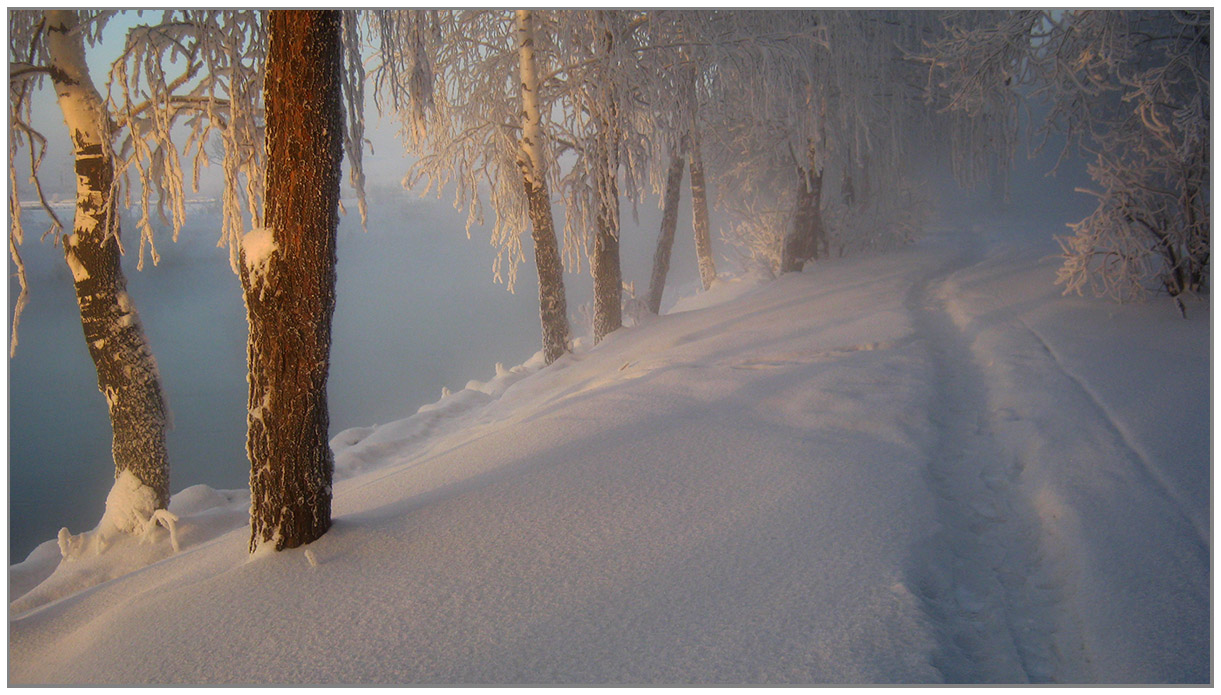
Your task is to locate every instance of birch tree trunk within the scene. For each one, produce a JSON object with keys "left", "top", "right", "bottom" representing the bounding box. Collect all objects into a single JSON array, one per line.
[
  {"left": 515, "top": 10, "right": 570, "bottom": 365},
  {"left": 688, "top": 125, "right": 716, "bottom": 291},
  {"left": 242, "top": 9, "right": 343, "bottom": 552},
  {"left": 678, "top": 62, "right": 716, "bottom": 291},
  {"left": 44, "top": 10, "right": 170, "bottom": 508},
  {"left": 645, "top": 141, "right": 686, "bottom": 314},
  {"left": 590, "top": 25, "right": 622, "bottom": 345}
]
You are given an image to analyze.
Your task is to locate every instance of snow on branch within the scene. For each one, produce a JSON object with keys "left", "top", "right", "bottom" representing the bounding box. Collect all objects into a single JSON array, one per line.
[
  {"left": 922, "top": 10, "right": 1210, "bottom": 306},
  {"left": 104, "top": 10, "right": 268, "bottom": 273}
]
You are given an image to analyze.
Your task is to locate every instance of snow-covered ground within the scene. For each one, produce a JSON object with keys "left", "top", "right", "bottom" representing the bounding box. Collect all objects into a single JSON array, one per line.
[{"left": 8, "top": 217, "right": 1210, "bottom": 684}]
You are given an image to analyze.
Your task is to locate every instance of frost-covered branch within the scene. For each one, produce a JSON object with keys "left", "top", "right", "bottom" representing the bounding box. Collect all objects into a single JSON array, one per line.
[
  {"left": 922, "top": 10, "right": 1210, "bottom": 307},
  {"left": 104, "top": 10, "right": 268, "bottom": 271}
]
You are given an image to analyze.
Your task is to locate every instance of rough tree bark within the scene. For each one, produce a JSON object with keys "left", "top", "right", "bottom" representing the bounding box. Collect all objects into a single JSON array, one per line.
[
  {"left": 515, "top": 9, "right": 570, "bottom": 365},
  {"left": 589, "top": 22, "right": 622, "bottom": 345},
  {"left": 242, "top": 9, "right": 343, "bottom": 552},
  {"left": 645, "top": 140, "right": 687, "bottom": 314},
  {"left": 44, "top": 10, "right": 170, "bottom": 508}
]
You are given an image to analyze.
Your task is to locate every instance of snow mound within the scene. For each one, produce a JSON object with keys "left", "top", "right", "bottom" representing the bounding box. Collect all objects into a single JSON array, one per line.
[
  {"left": 331, "top": 351, "right": 548, "bottom": 480},
  {"left": 667, "top": 267, "right": 773, "bottom": 314},
  {"left": 11, "top": 477, "right": 249, "bottom": 618}
]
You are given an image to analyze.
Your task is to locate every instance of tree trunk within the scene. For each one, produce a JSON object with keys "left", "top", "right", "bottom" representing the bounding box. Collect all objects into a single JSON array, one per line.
[
  {"left": 688, "top": 127, "right": 716, "bottom": 291},
  {"left": 515, "top": 10, "right": 570, "bottom": 365},
  {"left": 242, "top": 9, "right": 343, "bottom": 552},
  {"left": 810, "top": 160, "right": 827, "bottom": 260},
  {"left": 44, "top": 10, "right": 170, "bottom": 509},
  {"left": 781, "top": 168, "right": 815, "bottom": 273},
  {"left": 590, "top": 24, "right": 622, "bottom": 345},
  {"left": 780, "top": 140, "right": 826, "bottom": 273},
  {"left": 591, "top": 141, "right": 622, "bottom": 344},
  {"left": 646, "top": 141, "right": 686, "bottom": 314}
]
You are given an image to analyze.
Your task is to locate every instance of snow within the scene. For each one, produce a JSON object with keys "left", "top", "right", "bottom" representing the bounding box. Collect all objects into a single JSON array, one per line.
[
  {"left": 99, "top": 469, "right": 161, "bottom": 535},
  {"left": 8, "top": 217, "right": 1210, "bottom": 685},
  {"left": 240, "top": 226, "right": 278, "bottom": 276}
]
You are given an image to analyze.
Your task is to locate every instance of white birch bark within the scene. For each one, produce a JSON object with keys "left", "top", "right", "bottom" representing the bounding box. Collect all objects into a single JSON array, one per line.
[
  {"left": 516, "top": 10, "right": 570, "bottom": 364},
  {"left": 44, "top": 9, "right": 170, "bottom": 509}
]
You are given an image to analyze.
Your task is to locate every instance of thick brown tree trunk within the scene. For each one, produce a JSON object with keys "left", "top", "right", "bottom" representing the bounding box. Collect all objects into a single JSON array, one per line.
[
  {"left": 242, "top": 9, "right": 343, "bottom": 552},
  {"left": 646, "top": 141, "right": 686, "bottom": 314},
  {"left": 45, "top": 10, "right": 170, "bottom": 509},
  {"left": 515, "top": 10, "right": 570, "bottom": 365}
]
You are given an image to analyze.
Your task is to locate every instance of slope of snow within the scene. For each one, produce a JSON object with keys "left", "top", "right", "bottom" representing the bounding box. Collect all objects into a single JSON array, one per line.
[{"left": 8, "top": 221, "right": 1210, "bottom": 685}]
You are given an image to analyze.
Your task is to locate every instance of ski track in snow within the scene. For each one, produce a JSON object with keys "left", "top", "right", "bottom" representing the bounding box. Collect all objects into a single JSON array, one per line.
[
  {"left": 903, "top": 234, "right": 1072, "bottom": 684},
  {"left": 1018, "top": 320, "right": 1210, "bottom": 551}
]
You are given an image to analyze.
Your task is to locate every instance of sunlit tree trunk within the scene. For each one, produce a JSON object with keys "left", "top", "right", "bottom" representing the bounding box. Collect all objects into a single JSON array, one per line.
[
  {"left": 515, "top": 10, "right": 570, "bottom": 365},
  {"left": 688, "top": 120, "right": 716, "bottom": 291},
  {"left": 646, "top": 140, "right": 686, "bottom": 314},
  {"left": 242, "top": 9, "right": 342, "bottom": 552},
  {"left": 44, "top": 10, "right": 170, "bottom": 508},
  {"left": 590, "top": 23, "right": 622, "bottom": 345}
]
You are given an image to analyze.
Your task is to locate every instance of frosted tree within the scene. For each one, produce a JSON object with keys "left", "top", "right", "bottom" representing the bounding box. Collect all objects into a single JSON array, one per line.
[
  {"left": 9, "top": 10, "right": 172, "bottom": 511},
  {"left": 515, "top": 10, "right": 571, "bottom": 361},
  {"left": 702, "top": 11, "right": 946, "bottom": 273},
  {"left": 637, "top": 11, "right": 719, "bottom": 307},
  {"left": 634, "top": 12, "right": 696, "bottom": 314},
  {"left": 644, "top": 132, "right": 687, "bottom": 314},
  {"left": 549, "top": 9, "right": 643, "bottom": 343},
  {"left": 639, "top": 13, "right": 717, "bottom": 295},
  {"left": 242, "top": 9, "right": 345, "bottom": 551},
  {"left": 378, "top": 10, "right": 662, "bottom": 347},
  {"left": 694, "top": 10, "right": 830, "bottom": 274},
  {"left": 373, "top": 10, "right": 571, "bottom": 363},
  {"left": 922, "top": 10, "right": 1210, "bottom": 312},
  {"left": 9, "top": 9, "right": 272, "bottom": 527},
  {"left": 12, "top": 9, "right": 369, "bottom": 550}
]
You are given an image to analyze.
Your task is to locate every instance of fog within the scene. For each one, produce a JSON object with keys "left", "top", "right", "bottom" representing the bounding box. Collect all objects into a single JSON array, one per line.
[{"left": 8, "top": 135, "right": 720, "bottom": 560}]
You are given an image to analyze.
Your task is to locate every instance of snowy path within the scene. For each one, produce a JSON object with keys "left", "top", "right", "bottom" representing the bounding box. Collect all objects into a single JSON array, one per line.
[
  {"left": 9, "top": 223, "right": 1210, "bottom": 684},
  {"left": 902, "top": 232, "right": 1080, "bottom": 683},
  {"left": 919, "top": 226, "right": 1210, "bottom": 683}
]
